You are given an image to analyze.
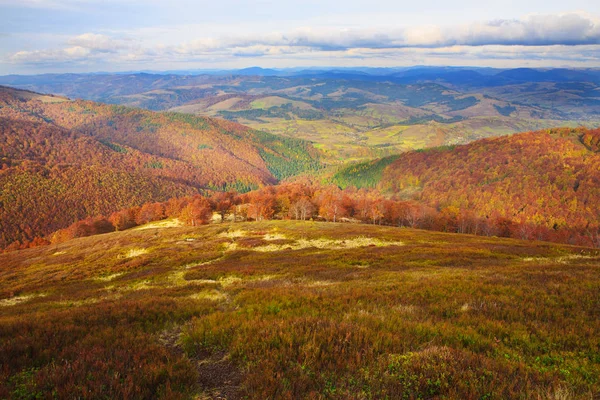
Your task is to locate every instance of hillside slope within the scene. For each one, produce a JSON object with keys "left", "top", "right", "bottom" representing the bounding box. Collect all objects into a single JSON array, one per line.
[
  {"left": 4, "top": 72, "right": 593, "bottom": 161},
  {"left": 1, "top": 220, "right": 598, "bottom": 398},
  {"left": 334, "top": 127, "right": 600, "bottom": 237},
  {"left": 0, "top": 87, "right": 321, "bottom": 248}
]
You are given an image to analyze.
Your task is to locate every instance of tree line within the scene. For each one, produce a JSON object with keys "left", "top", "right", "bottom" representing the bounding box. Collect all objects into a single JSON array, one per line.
[{"left": 7, "top": 179, "right": 600, "bottom": 252}]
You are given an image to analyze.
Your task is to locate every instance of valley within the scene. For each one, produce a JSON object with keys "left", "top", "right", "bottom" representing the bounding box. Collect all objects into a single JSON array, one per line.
[
  {"left": 3, "top": 0, "right": 600, "bottom": 398},
  {"left": 1, "top": 69, "right": 600, "bottom": 399},
  {"left": 2, "top": 68, "right": 598, "bottom": 161},
  {"left": 0, "top": 86, "right": 320, "bottom": 248}
]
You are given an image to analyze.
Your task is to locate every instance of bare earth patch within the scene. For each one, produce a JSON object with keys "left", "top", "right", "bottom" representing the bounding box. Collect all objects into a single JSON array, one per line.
[{"left": 159, "top": 326, "right": 242, "bottom": 400}]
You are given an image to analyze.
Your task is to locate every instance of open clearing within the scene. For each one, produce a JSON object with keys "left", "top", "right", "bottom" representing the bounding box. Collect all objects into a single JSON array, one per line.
[{"left": 1, "top": 221, "right": 599, "bottom": 399}]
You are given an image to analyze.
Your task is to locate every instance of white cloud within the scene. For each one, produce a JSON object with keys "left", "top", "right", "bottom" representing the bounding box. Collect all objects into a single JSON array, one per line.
[
  {"left": 10, "top": 46, "right": 91, "bottom": 63},
  {"left": 68, "top": 33, "right": 132, "bottom": 52},
  {"left": 4, "top": 12, "right": 600, "bottom": 69},
  {"left": 209, "top": 12, "right": 600, "bottom": 49}
]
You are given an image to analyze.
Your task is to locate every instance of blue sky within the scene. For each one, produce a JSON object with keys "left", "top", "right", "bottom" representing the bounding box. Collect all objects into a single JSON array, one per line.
[{"left": 1, "top": 0, "right": 599, "bottom": 74}]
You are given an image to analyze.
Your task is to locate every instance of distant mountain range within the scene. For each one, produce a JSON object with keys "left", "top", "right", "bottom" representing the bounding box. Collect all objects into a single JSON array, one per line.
[
  {"left": 2, "top": 67, "right": 597, "bottom": 160},
  {"left": 1, "top": 67, "right": 600, "bottom": 248}
]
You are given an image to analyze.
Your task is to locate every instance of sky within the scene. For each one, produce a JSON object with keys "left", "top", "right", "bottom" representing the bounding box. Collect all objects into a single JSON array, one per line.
[{"left": 1, "top": 0, "right": 600, "bottom": 74}]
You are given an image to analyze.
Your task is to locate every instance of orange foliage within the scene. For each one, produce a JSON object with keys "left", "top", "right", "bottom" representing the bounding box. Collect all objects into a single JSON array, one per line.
[
  {"left": 0, "top": 87, "right": 320, "bottom": 249},
  {"left": 379, "top": 127, "right": 600, "bottom": 245}
]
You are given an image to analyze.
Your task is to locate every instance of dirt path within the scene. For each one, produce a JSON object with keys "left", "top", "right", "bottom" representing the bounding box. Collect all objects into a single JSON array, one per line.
[{"left": 159, "top": 325, "right": 243, "bottom": 399}]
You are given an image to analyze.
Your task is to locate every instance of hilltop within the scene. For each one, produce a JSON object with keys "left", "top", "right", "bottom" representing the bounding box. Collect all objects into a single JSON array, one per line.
[
  {"left": 1, "top": 220, "right": 598, "bottom": 399},
  {"left": 0, "top": 87, "right": 321, "bottom": 248}
]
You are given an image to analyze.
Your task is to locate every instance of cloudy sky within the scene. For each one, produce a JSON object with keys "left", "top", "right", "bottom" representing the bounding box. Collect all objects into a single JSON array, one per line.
[{"left": 1, "top": 0, "right": 600, "bottom": 74}]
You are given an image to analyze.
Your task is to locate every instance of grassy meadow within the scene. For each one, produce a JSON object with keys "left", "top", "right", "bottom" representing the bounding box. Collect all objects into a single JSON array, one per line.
[{"left": 1, "top": 220, "right": 599, "bottom": 399}]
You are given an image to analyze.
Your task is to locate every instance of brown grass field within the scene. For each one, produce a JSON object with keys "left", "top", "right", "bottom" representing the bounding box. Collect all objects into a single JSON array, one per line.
[{"left": 1, "top": 220, "right": 599, "bottom": 399}]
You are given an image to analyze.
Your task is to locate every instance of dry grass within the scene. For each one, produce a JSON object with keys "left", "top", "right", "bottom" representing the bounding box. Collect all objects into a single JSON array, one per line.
[
  {"left": 94, "top": 272, "right": 125, "bottom": 282},
  {"left": 135, "top": 218, "right": 183, "bottom": 230},
  {"left": 188, "top": 290, "right": 229, "bottom": 302},
  {"left": 218, "top": 230, "right": 247, "bottom": 239},
  {"left": 1, "top": 221, "right": 599, "bottom": 399},
  {"left": 0, "top": 293, "right": 46, "bottom": 307},
  {"left": 122, "top": 247, "right": 150, "bottom": 258},
  {"left": 252, "top": 235, "right": 403, "bottom": 252}
]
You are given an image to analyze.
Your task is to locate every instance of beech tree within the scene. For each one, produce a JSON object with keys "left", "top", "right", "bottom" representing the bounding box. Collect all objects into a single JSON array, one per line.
[
  {"left": 180, "top": 197, "right": 213, "bottom": 226},
  {"left": 109, "top": 208, "right": 138, "bottom": 231},
  {"left": 289, "top": 197, "right": 314, "bottom": 221},
  {"left": 247, "top": 191, "right": 276, "bottom": 221},
  {"left": 211, "top": 191, "right": 239, "bottom": 223}
]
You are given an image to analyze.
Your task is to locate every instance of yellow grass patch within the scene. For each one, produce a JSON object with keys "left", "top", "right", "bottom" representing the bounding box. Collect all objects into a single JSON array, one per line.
[
  {"left": 125, "top": 280, "right": 153, "bottom": 291},
  {"left": 302, "top": 280, "right": 337, "bottom": 287},
  {"left": 218, "top": 230, "right": 247, "bottom": 239},
  {"left": 54, "top": 293, "right": 123, "bottom": 308},
  {"left": 123, "top": 248, "right": 149, "bottom": 258},
  {"left": 522, "top": 254, "right": 595, "bottom": 264},
  {"left": 165, "top": 270, "right": 188, "bottom": 287},
  {"left": 181, "top": 258, "right": 222, "bottom": 269},
  {"left": 188, "top": 290, "right": 228, "bottom": 302},
  {"left": 106, "top": 280, "right": 153, "bottom": 293},
  {"left": 94, "top": 272, "right": 125, "bottom": 282},
  {"left": 222, "top": 242, "right": 239, "bottom": 252},
  {"left": 218, "top": 276, "right": 243, "bottom": 287},
  {"left": 0, "top": 293, "right": 46, "bottom": 307},
  {"left": 263, "top": 233, "right": 287, "bottom": 241},
  {"left": 255, "top": 274, "right": 281, "bottom": 281},
  {"left": 135, "top": 219, "right": 183, "bottom": 230},
  {"left": 252, "top": 236, "right": 403, "bottom": 252}
]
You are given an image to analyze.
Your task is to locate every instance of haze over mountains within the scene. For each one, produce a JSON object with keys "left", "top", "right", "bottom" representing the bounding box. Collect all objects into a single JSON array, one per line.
[{"left": 2, "top": 67, "right": 598, "bottom": 160}]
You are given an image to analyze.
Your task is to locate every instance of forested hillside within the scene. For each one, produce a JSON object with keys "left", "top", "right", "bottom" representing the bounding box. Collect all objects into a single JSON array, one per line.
[
  {"left": 4, "top": 71, "right": 594, "bottom": 161},
  {"left": 0, "top": 87, "right": 321, "bottom": 248},
  {"left": 336, "top": 127, "right": 600, "bottom": 242}
]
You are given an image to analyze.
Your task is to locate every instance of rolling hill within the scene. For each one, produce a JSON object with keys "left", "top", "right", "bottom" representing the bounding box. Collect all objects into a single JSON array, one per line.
[
  {"left": 333, "top": 127, "right": 600, "bottom": 241},
  {"left": 2, "top": 71, "right": 600, "bottom": 399},
  {"left": 0, "top": 86, "right": 321, "bottom": 248},
  {"left": 3, "top": 70, "right": 597, "bottom": 161},
  {"left": 1, "top": 220, "right": 598, "bottom": 398}
]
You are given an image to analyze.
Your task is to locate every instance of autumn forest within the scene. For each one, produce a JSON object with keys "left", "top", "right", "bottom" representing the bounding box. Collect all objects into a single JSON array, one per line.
[
  {"left": 1, "top": 75, "right": 600, "bottom": 399},
  {"left": 2, "top": 84, "right": 600, "bottom": 252}
]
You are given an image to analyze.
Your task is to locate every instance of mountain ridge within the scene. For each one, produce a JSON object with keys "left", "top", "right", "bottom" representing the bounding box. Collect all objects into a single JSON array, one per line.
[{"left": 0, "top": 86, "right": 321, "bottom": 248}]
